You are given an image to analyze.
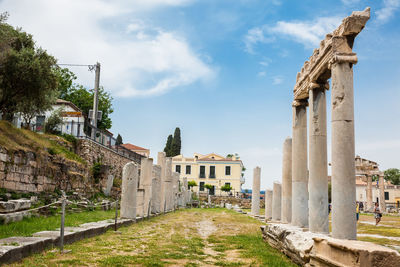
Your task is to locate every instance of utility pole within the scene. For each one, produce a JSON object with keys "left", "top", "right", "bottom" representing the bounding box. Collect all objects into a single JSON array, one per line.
[{"left": 91, "top": 62, "right": 100, "bottom": 138}]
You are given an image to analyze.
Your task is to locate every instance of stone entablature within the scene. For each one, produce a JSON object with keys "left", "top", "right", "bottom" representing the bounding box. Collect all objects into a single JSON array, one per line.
[{"left": 293, "top": 8, "right": 370, "bottom": 101}]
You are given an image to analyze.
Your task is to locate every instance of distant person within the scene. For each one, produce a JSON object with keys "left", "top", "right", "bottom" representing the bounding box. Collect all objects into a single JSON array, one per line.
[
  {"left": 374, "top": 202, "right": 382, "bottom": 226},
  {"left": 356, "top": 202, "right": 360, "bottom": 223}
]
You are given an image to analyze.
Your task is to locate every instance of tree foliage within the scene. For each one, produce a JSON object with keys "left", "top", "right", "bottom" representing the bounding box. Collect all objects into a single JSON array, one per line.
[
  {"left": 0, "top": 18, "right": 58, "bottom": 122},
  {"left": 188, "top": 181, "right": 197, "bottom": 188},
  {"left": 220, "top": 184, "right": 232, "bottom": 192},
  {"left": 205, "top": 184, "right": 213, "bottom": 191},
  {"left": 384, "top": 168, "right": 400, "bottom": 185},
  {"left": 171, "top": 127, "right": 181, "bottom": 156},
  {"left": 164, "top": 134, "right": 173, "bottom": 157},
  {"left": 44, "top": 108, "right": 63, "bottom": 134}
]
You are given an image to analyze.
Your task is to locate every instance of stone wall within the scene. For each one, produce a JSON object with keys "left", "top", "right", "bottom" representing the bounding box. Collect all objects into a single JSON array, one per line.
[{"left": 0, "top": 148, "right": 93, "bottom": 195}]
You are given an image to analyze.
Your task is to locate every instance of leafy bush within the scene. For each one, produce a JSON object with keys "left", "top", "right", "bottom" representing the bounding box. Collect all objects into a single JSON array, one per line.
[
  {"left": 92, "top": 161, "right": 103, "bottom": 183},
  {"left": 44, "top": 108, "right": 63, "bottom": 134},
  {"left": 188, "top": 181, "right": 197, "bottom": 189},
  {"left": 61, "top": 133, "right": 78, "bottom": 149},
  {"left": 221, "top": 184, "right": 232, "bottom": 192}
]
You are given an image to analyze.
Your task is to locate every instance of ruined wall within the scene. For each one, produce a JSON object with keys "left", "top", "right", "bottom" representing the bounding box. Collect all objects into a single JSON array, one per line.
[{"left": 0, "top": 148, "right": 94, "bottom": 195}]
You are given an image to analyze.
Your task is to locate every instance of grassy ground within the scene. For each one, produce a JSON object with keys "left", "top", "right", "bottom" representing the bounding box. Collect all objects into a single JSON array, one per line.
[
  {"left": 0, "top": 209, "right": 116, "bottom": 239},
  {"left": 242, "top": 208, "right": 265, "bottom": 215},
  {"left": 8, "top": 208, "right": 297, "bottom": 267},
  {"left": 0, "top": 121, "right": 84, "bottom": 164}
]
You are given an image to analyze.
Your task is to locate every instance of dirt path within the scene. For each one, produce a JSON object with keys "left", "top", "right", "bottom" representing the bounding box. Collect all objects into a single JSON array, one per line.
[{"left": 9, "top": 209, "right": 297, "bottom": 267}]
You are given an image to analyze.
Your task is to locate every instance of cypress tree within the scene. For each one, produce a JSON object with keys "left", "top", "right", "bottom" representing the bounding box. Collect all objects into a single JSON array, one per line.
[
  {"left": 164, "top": 134, "right": 173, "bottom": 157},
  {"left": 171, "top": 127, "right": 181, "bottom": 156}
]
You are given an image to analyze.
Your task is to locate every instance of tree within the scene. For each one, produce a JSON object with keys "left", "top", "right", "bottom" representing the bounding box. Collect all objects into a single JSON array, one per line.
[
  {"left": 188, "top": 181, "right": 197, "bottom": 190},
  {"left": 226, "top": 154, "right": 233, "bottom": 158},
  {"left": 205, "top": 184, "right": 213, "bottom": 196},
  {"left": 115, "top": 134, "right": 123, "bottom": 146},
  {"left": 164, "top": 134, "right": 173, "bottom": 157},
  {"left": 221, "top": 184, "right": 232, "bottom": 193},
  {"left": 384, "top": 168, "right": 400, "bottom": 185},
  {"left": 0, "top": 19, "right": 58, "bottom": 122},
  {"left": 170, "top": 127, "right": 181, "bottom": 156},
  {"left": 44, "top": 108, "right": 63, "bottom": 134}
]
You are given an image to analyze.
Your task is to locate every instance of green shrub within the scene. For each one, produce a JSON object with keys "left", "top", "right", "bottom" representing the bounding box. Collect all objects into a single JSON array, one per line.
[
  {"left": 61, "top": 133, "right": 78, "bottom": 149},
  {"left": 92, "top": 162, "right": 103, "bottom": 183}
]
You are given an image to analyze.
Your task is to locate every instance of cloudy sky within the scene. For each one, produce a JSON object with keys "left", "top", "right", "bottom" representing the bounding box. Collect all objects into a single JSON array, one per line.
[{"left": 1, "top": 0, "right": 399, "bottom": 190}]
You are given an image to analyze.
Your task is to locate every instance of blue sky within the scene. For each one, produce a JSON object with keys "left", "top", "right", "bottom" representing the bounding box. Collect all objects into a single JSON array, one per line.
[{"left": 1, "top": 0, "right": 399, "bottom": 190}]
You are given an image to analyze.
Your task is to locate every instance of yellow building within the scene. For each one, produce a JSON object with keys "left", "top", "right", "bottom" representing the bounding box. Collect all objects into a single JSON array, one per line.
[{"left": 171, "top": 153, "right": 244, "bottom": 196}]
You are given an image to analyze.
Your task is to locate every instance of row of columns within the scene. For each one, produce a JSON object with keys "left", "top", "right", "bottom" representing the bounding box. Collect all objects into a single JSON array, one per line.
[{"left": 120, "top": 152, "right": 191, "bottom": 220}]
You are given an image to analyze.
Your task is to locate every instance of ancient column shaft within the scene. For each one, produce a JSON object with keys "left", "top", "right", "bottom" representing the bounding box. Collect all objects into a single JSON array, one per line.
[
  {"left": 309, "top": 86, "right": 329, "bottom": 233},
  {"left": 366, "top": 175, "right": 373, "bottom": 212},
  {"left": 292, "top": 102, "right": 309, "bottom": 228},
  {"left": 157, "top": 152, "right": 167, "bottom": 213},
  {"left": 140, "top": 157, "right": 153, "bottom": 217},
  {"left": 251, "top": 167, "right": 261, "bottom": 215},
  {"left": 379, "top": 174, "right": 386, "bottom": 212},
  {"left": 120, "top": 162, "right": 138, "bottom": 219},
  {"left": 331, "top": 60, "right": 356, "bottom": 240},
  {"left": 151, "top": 165, "right": 162, "bottom": 214},
  {"left": 281, "top": 138, "right": 292, "bottom": 223},
  {"left": 265, "top": 190, "right": 273, "bottom": 221},
  {"left": 272, "top": 182, "right": 282, "bottom": 221}
]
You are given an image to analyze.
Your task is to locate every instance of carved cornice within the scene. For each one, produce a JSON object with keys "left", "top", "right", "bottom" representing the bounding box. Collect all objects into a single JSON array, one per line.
[{"left": 293, "top": 7, "right": 370, "bottom": 100}]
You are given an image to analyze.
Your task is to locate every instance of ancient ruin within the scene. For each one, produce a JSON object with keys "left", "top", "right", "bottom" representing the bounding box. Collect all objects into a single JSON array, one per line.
[{"left": 251, "top": 167, "right": 261, "bottom": 215}]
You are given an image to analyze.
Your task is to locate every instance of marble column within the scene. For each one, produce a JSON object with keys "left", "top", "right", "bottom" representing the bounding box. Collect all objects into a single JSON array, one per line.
[
  {"left": 157, "top": 152, "right": 167, "bottom": 213},
  {"left": 151, "top": 165, "right": 162, "bottom": 214},
  {"left": 281, "top": 137, "right": 292, "bottom": 223},
  {"left": 331, "top": 54, "right": 357, "bottom": 240},
  {"left": 292, "top": 100, "right": 309, "bottom": 228},
  {"left": 272, "top": 182, "right": 282, "bottom": 221},
  {"left": 309, "top": 84, "right": 329, "bottom": 233},
  {"left": 366, "top": 175, "right": 373, "bottom": 212},
  {"left": 265, "top": 190, "right": 273, "bottom": 221},
  {"left": 251, "top": 167, "right": 261, "bottom": 215},
  {"left": 140, "top": 157, "right": 153, "bottom": 217},
  {"left": 379, "top": 173, "right": 386, "bottom": 212},
  {"left": 120, "top": 162, "right": 138, "bottom": 219},
  {"left": 165, "top": 158, "right": 173, "bottom": 211}
]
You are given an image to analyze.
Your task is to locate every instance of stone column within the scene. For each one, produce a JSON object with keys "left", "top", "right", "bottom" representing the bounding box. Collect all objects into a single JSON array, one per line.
[
  {"left": 292, "top": 100, "right": 309, "bottom": 228},
  {"left": 265, "top": 189, "right": 273, "bottom": 221},
  {"left": 103, "top": 174, "right": 114, "bottom": 196},
  {"left": 366, "top": 175, "right": 373, "bottom": 212},
  {"left": 272, "top": 182, "right": 282, "bottom": 221},
  {"left": 165, "top": 158, "right": 173, "bottom": 211},
  {"left": 120, "top": 162, "right": 138, "bottom": 219},
  {"left": 157, "top": 152, "right": 167, "bottom": 213},
  {"left": 251, "top": 167, "right": 261, "bottom": 216},
  {"left": 331, "top": 54, "right": 357, "bottom": 240},
  {"left": 309, "top": 83, "right": 329, "bottom": 233},
  {"left": 281, "top": 137, "right": 292, "bottom": 223},
  {"left": 379, "top": 173, "right": 386, "bottom": 212},
  {"left": 141, "top": 157, "right": 153, "bottom": 217},
  {"left": 151, "top": 165, "right": 162, "bottom": 214}
]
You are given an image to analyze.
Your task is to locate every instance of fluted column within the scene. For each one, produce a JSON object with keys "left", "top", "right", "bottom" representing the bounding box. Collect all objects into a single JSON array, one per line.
[
  {"left": 366, "top": 175, "right": 373, "bottom": 211},
  {"left": 292, "top": 100, "right": 309, "bottom": 228},
  {"left": 251, "top": 167, "right": 261, "bottom": 215},
  {"left": 379, "top": 173, "right": 386, "bottom": 212},
  {"left": 272, "top": 182, "right": 282, "bottom": 221},
  {"left": 309, "top": 83, "right": 329, "bottom": 233},
  {"left": 265, "top": 189, "right": 273, "bottom": 221},
  {"left": 331, "top": 54, "right": 357, "bottom": 240},
  {"left": 281, "top": 137, "right": 292, "bottom": 223}
]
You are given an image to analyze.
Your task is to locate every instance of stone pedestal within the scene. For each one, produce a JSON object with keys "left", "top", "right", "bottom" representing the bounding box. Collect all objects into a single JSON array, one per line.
[
  {"left": 251, "top": 167, "right": 261, "bottom": 215},
  {"left": 379, "top": 174, "right": 386, "bottom": 212},
  {"left": 331, "top": 59, "right": 356, "bottom": 240},
  {"left": 366, "top": 175, "right": 373, "bottom": 212},
  {"left": 120, "top": 162, "right": 138, "bottom": 219},
  {"left": 265, "top": 190, "right": 273, "bottom": 221},
  {"left": 292, "top": 102, "right": 309, "bottom": 228},
  {"left": 272, "top": 182, "right": 282, "bottom": 221},
  {"left": 309, "top": 85, "right": 329, "bottom": 233},
  {"left": 281, "top": 138, "right": 292, "bottom": 224}
]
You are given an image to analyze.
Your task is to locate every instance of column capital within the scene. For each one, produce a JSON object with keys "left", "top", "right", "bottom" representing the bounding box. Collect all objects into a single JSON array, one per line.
[
  {"left": 292, "top": 99, "right": 308, "bottom": 107},
  {"left": 329, "top": 53, "right": 358, "bottom": 69},
  {"left": 309, "top": 82, "right": 329, "bottom": 91}
]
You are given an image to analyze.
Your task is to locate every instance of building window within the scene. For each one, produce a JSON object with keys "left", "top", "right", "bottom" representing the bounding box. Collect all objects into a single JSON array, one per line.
[
  {"left": 209, "top": 185, "right": 215, "bottom": 195},
  {"left": 385, "top": 191, "right": 389, "bottom": 200},
  {"left": 199, "top": 166, "right": 206, "bottom": 178},
  {"left": 186, "top": 165, "right": 191, "bottom": 175},
  {"left": 225, "top": 166, "right": 231, "bottom": 175},
  {"left": 200, "top": 182, "right": 205, "bottom": 191},
  {"left": 175, "top": 165, "right": 181, "bottom": 173},
  {"left": 225, "top": 182, "right": 231, "bottom": 187},
  {"left": 209, "top": 166, "right": 216, "bottom": 178}
]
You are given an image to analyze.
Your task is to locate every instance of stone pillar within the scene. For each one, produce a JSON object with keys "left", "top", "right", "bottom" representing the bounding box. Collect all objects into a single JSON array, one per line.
[
  {"left": 272, "top": 182, "right": 282, "bottom": 221},
  {"left": 281, "top": 137, "right": 292, "bottom": 224},
  {"left": 157, "top": 152, "right": 167, "bottom": 213},
  {"left": 140, "top": 157, "right": 153, "bottom": 217},
  {"left": 309, "top": 84, "right": 329, "bottom": 233},
  {"left": 151, "top": 165, "right": 162, "bottom": 214},
  {"left": 251, "top": 167, "right": 261, "bottom": 216},
  {"left": 331, "top": 55, "right": 357, "bottom": 240},
  {"left": 172, "top": 172, "right": 180, "bottom": 209},
  {"left": 165, "top": 158, "right": 173, "bottom": 211},
  {"left": 379, "top": 173, "right": 386, "bottom": 212},
  {"left": 265, "top": 189, "right": 273, "bottom": 221},
  {"left": 183, "top": 177, "right": 188, "bottom": 206},
  {"left": 292, "top": 100, "right": 309, "bottom": 228},
  {"left": 366, "top": 175, "right": 373, "bottom": 212},
  {"left": 120, "top": 162, "right": 138, "bottom": 219},
  {"left": 103, "top": 174, "right": 114, "bottom": 196}
]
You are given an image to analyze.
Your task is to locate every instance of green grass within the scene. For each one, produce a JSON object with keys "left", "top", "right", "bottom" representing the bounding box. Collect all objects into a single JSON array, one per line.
[
  {"left": 0, "top": 209, "right": 116, "bottom": 239},
  {"left": 358, "top": 223, "right": 400, "bottom": 238}
]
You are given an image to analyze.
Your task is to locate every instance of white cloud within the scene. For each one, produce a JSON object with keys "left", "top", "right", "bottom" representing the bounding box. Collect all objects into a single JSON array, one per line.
[
  {"left": 0, "top": 0, "right": 213, "bottom": 98},
  {"left": 376, "top": 0, "right": 400, "bottom": 23},
  {"left": 257, "top": 71, "right": 267, "bottom": 77},
  {"left": 244, "top": 16, "right": 341, "bottom": 52},
  {"left": 272, "top": 76, "right": 283, "bottom": 85},
  {"left": 341, "top": 0, "right": 360, "bottom": 5}
]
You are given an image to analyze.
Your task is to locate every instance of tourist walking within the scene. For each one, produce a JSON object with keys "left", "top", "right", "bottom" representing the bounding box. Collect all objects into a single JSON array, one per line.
[
  {"left": 356, "top": 202, "right": 360, "bottom": 223},
  {"left": 374, "top": 202, "right": 382, "bottom": 226}
]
